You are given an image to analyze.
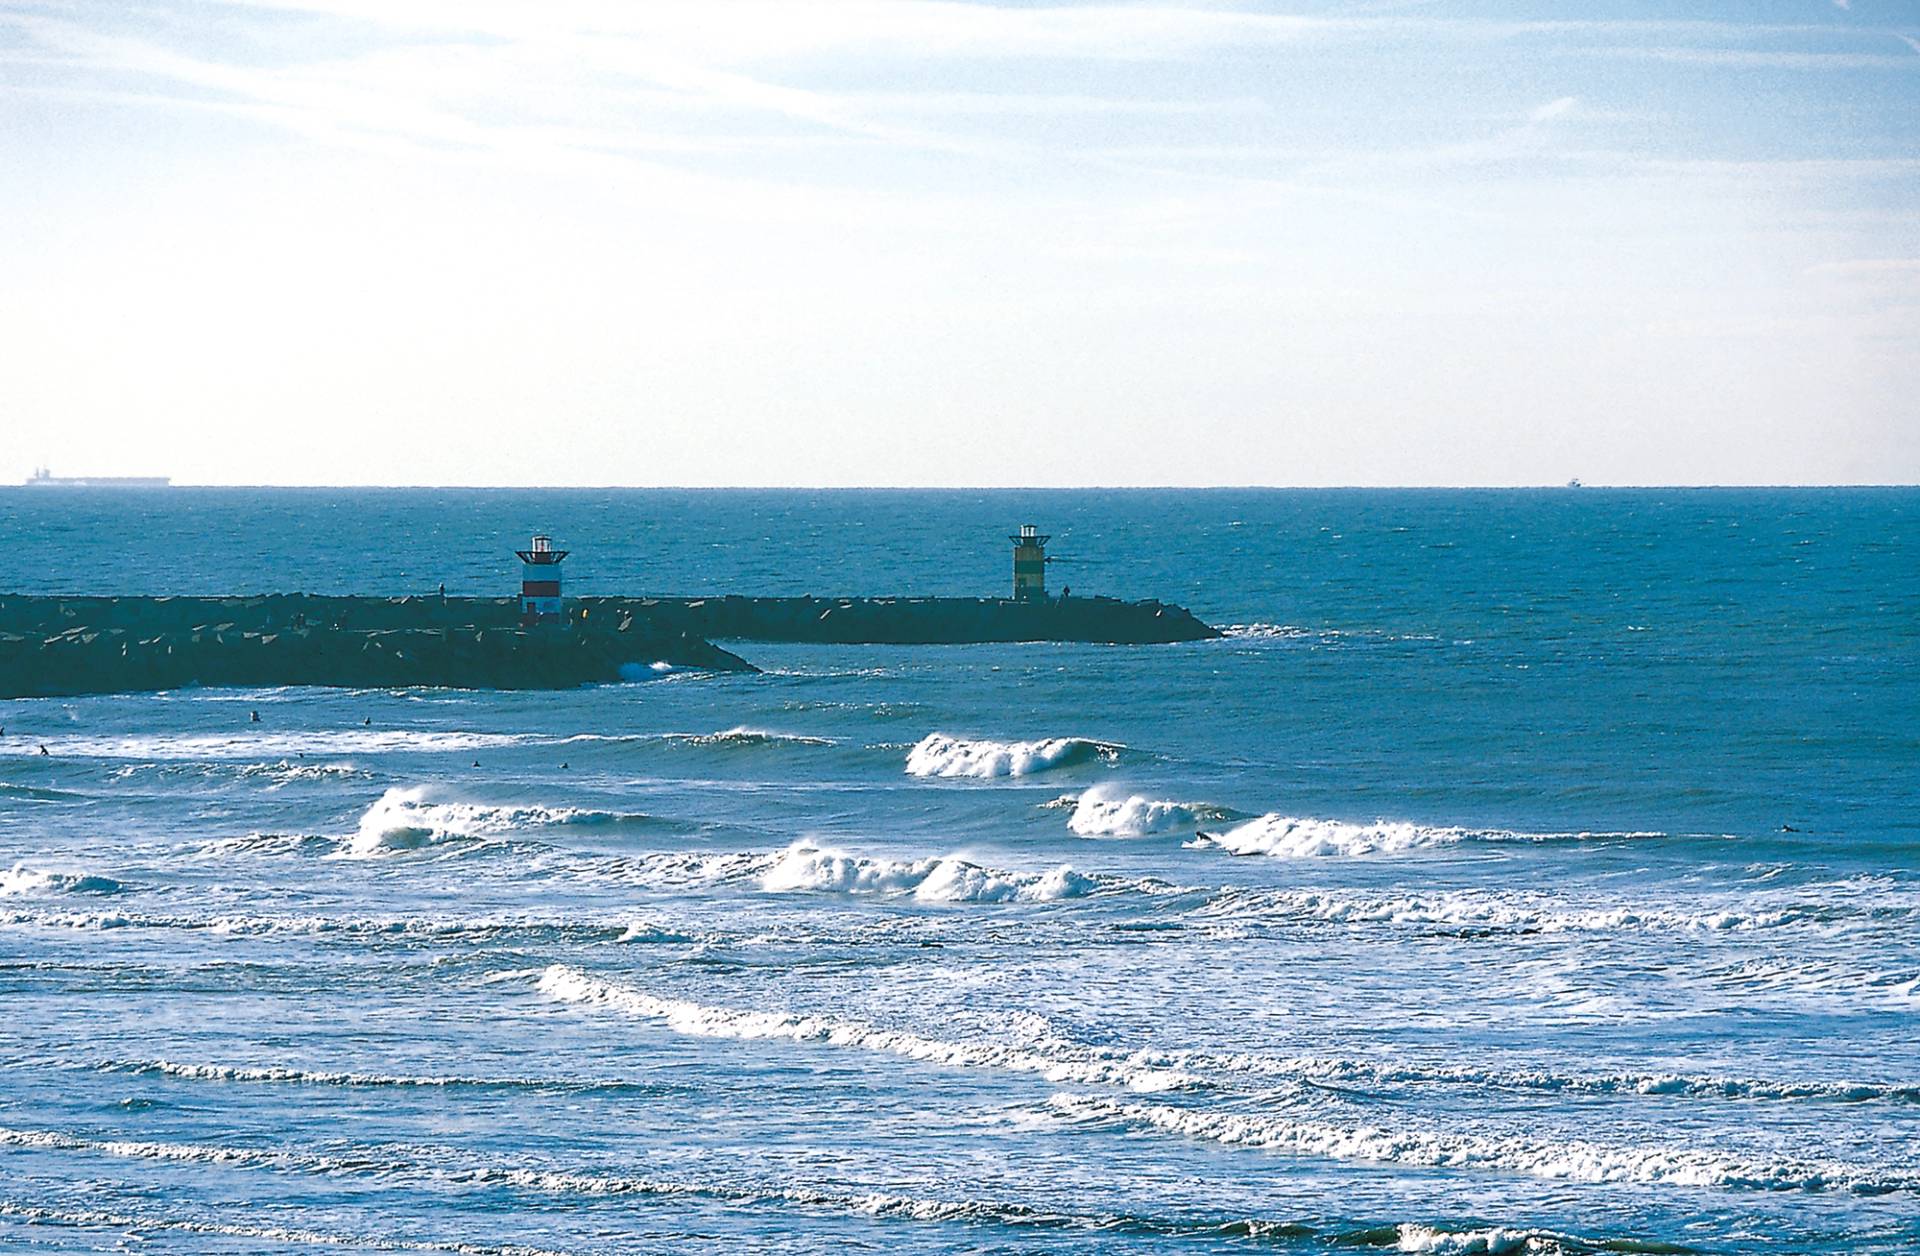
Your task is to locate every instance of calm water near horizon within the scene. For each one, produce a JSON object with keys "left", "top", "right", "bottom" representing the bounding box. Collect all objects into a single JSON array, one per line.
[{"left": 1, "top": 488, "right": 1916, "bottom": 1253}]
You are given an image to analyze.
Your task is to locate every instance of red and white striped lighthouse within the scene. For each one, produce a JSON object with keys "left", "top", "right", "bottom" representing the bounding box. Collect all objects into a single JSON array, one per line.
[{"left": 514, "top": 534, "right": 569, "bottom": 625}]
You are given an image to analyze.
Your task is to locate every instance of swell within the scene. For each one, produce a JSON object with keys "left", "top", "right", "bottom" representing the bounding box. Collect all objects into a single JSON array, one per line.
[
  {"left": 41, "top": 729, "right": 535, "bottom": 760},
  {"left": 758, "top": 841, "right": 1097, "bottom": 903},
  {"left": 0, "top": 908, "right": 651, "bottom": 942},
  {"left": 0, "top": 782, "right": 91, "bottom": 803},
  {"left": 1053, "top": 788, "right": 1240, "bottom": 837},
  {"left": 0, "top": 1131, "right": 1668, "bottom": 1253},
  {"left": 534, "top": 961, "right": 1920, "bottom": 1111},
  {"left": 1050, "top": 1095, "right": 1920, "bottom": 1195},
  {"left": 906, "top": 732, "right": 1124, "bottom": 779},
  {"left": 189, "top": 787, "right": 662, "bottom": 862},
  {"left": 106, "top": 760, "right": 374, "bottom": 787},
  {"left": 1193, "top": 815, "right": 1664, "bottom": 859},
  {"left": 1128, "top": 1051, "right": 1920, "bottom": 1106},
  {"left": 559, "top": 727, "right": 839, "bottom": 750},
  {"left": 341, "top": 786, "right": 652, "bottom": 857},
  {"left": 538, "top": 965, "right": 1200, "bottom": 1092},
  {"left": 0, "top": 1201, "right": 569, "bottom": 1256},
  {"left": 91, "top": 1058, "right": 686, "bottom": 1096},
  {"left": 0, "top": 865, "right": 126, "bottom": 897},
  {"left": 1190, "top": 884, "right": 1920, "bottom": 937}
]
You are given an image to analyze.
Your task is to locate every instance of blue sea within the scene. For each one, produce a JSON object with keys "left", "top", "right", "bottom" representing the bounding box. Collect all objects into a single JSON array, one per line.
[{"left": 1, "top": 488, "right": 1916, "bottom": 1255}]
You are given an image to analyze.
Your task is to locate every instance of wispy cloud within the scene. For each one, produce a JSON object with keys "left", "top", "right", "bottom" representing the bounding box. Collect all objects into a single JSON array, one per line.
[
  {"left": 1803, "top": 257, "right": 1920, "bottom": 277},
  {"left": 1529, "top": 96, "right": 1579, "bottom": 123}
]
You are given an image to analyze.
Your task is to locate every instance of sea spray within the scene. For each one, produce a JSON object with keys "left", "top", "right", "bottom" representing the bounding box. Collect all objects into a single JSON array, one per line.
[
  {"left": 1047, "top": 1095, "right": 1919, "bottom": 1193},
  {"left": 1061, "top": 786, "right": 1233, "bottom": 837},
  {"left": 0, "top": 864, "right": 125, "bottom": 897},
  {"left": 341, "top": 787, "right": 628, "bottom": 857},
  {"left": 1193, "top": 815, "right": 1663, "bottom": 859},
  {"left": 906, "top": 733, "right": 1120, "bottom": 779},
  {"left": 758, "top": 841, "right": 1095, "bottom": 903}
]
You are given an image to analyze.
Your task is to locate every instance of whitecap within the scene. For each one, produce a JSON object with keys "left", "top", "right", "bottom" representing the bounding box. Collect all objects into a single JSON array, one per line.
[
  {"left": 906, "top": 732, "right": 1119, "bottom": 779},
  {"left": 339, "top": 787, "right": 626, "bottom": 858},
  {"left": 758, "top": 841, "right": 1094, "bottom": 903},
  {"left": 1063, "top": 787, "right": 1231, "bottom": 837},
  {"left": 537, "top": 966, "right": 1195, "bottom": 1091},
  {"left": 1049, "top": 1094, "right": 1917, "bottom": 1193},
  {"left": 670, "top": 726, "right": 837, "bottom": 748},
  {"left": 1192, "top": 814, "right": 1661, "bottom": 859},
  {"left": 1193, "top": 814, "right": 1472, "bottom": 857},
  {"left": 0, "top": 864, "right": 124, "bottom": 897}
]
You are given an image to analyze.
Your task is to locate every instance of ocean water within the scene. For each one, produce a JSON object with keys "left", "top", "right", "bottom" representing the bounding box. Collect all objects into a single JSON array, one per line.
[{"left": 1, "top": 487, "right": 1916, "bottom": 1255}]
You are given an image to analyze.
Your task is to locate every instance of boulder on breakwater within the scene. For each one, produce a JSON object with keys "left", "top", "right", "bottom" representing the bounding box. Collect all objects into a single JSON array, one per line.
[
  {"left": 0, "top": 590, "right": 1223, "bottom": 698},
  {"left": 0, "top": 595, "right": 755, "bottom": 698},
  {"left": 589, "top": 595, "right": 1223, "bottom": 645}
]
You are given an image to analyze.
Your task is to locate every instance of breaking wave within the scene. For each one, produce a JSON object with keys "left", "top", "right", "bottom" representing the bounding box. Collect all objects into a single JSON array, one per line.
[
  {"left": 1057, "top": 787, "right": 1235, "bottom": 837},
  {"left": 1186, "top": 884, "right": 1895, "bottom": 936},
  {"left": 669, "top": 726, "right": 837, "bottom": 748},
  {"left": 0, "top": 1141, "right": 1647, "bottom": 1253},
  {"left": 1193, "top": 814, "right": 1660, "bottom": 858},
  {"left": 92, "top": 1058, "right": 680, "bottom": 1096},
  {"left": 236, "top": 759, "right": 373, "bottom": 785},
  {"left": 1112, "top": 1048, "right": 1920, "bottom": 1105},
  {"left": 44, "top": 729, "right": 532, "bottom": 761},
  {"left": 1049, "top": 1095, "right": 1919, "bottom": 1194},
  {"left": 0, "top": 864, "right": 125, "bottom": 897},
  {"left": 0, "top": 1201, "right": 569, "bottom": 1256},
  {"left": 0, "top": 908, "right": 647, "bottom": 942},
  {"left": 340, "top": 787, "right": 633, "bottom": 857},
  {"left": 906, "top": 733, "right": 1121, "bottom": 779},
  {"left": 537, "top": 965, "right": 1196, "bottom": 1091},
  {"left": 758, "top": 841, "right": 1096, "bottom": 903}
]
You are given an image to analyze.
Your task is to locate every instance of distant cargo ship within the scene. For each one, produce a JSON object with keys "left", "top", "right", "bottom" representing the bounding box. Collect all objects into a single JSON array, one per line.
[{"left": 24, "top": 467, "right": 170, "bottom": 488}]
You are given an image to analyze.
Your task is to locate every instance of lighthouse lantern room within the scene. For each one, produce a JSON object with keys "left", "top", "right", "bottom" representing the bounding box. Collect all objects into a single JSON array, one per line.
[
  {"left": 1010, "top": 523, "right": 1050, "bottom": 602},
  {"left": 515, "top": 534, "right": 570, "bottom": 625}
]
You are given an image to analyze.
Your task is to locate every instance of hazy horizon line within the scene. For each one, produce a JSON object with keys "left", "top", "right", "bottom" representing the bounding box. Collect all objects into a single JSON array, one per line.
[{"left": 8, "top": 482, "right": 1918, "bottom": 492}]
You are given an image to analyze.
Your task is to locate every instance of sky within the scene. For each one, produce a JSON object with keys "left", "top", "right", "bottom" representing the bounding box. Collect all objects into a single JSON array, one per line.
[{"left": 1, "top": 0, "right": 1916, "bottom": 487}]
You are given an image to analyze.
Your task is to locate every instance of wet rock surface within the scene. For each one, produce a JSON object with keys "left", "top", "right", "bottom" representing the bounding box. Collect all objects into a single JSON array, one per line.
[
  {"left": 0, "top": 592, "right": 1220, "bottom": 697},
  {"left": 0, "top": 596, "right": 754, "bottom": 697},
  {"left": 589, "top": 594, "right": 1223, "bottom": 645}
]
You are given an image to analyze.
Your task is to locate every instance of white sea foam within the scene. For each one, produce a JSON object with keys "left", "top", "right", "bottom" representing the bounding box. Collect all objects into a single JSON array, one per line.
[
  {"left": 1193, "top": 814, "right": 1660, "bottom": 858},
  {"left": 1708, "top": 956, "right": 1920, "bottom": 1006},
  {"left": 758, "top": 841, "right": 1095, "bottom": 903},
  {"left": 1221, "top": 623, "right": 1315, "bottom": 640},
  {"left": 0, "top": 1136, "right": 1328, "bottom": 1245},
  {"left": 236, "top": 759, "right": 372, "bottom": 784},
  {"left": 1049, "top": 1095, "right": 1919, "bottom": 1193},
  {"left": 94, "top": 1058, "right": 669, "bottom": 1094},
  {"left": 1194, "top": 814, "right": 1475, "bottom": 857},
  {"left": 42, "top": 729, "right": 532, "bottom": 760},
  {"left": 1189, "top": 884, "right": 1866, "bottom": 936},
  {"left": 0, "top": 1201, "right": 568, "bottom": 1256},
  {"left": 0, "top": 864, "right": 124, "bottom": 897},
  {"left": 1061, "top": 787, "right": 1231, "bottom": 837},
  {"left": 617, "top": 660, "right": 688, "bottom": 680},
  {"left": 538, "top": 965, "right": 1197, "bottom": 1091},
  {"left": 0, "top": 907, "right": 645, "bottom": 941},
  {"left": 1393, "top": 1224, "right": 1554, "bottom": 1255},
  {"left": 906, "top": 733, "right": 1119, "bottom": 778},
  {"left": 341, "top": 787, "right": 624, "bottom": 857},
  {"left": 1132, "top": 1049, "right": 1920, "bottom": 1104},
  {"left": 670, "top": 726, "right": 837, "bottom": 748}
]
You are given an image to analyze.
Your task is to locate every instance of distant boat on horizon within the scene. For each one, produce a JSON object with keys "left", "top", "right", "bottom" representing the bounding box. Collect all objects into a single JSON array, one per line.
[
  {"left": 25, "top": 466, "right": 171, "bottom": 488},
  {"left": 1567, "top": 477, "right": 1584, "bottom": 488}
]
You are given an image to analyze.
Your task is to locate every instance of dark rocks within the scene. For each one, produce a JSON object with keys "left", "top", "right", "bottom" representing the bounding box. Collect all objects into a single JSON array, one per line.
[
  {"left": 0, "top": 596, "right": 755, "bottom": 698},
  {"left": 582, "top": 595, "right": 1224, "bottom": 645},
  {"left": 0, "top": 590, "right": 1221, "bottom": 698}
]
